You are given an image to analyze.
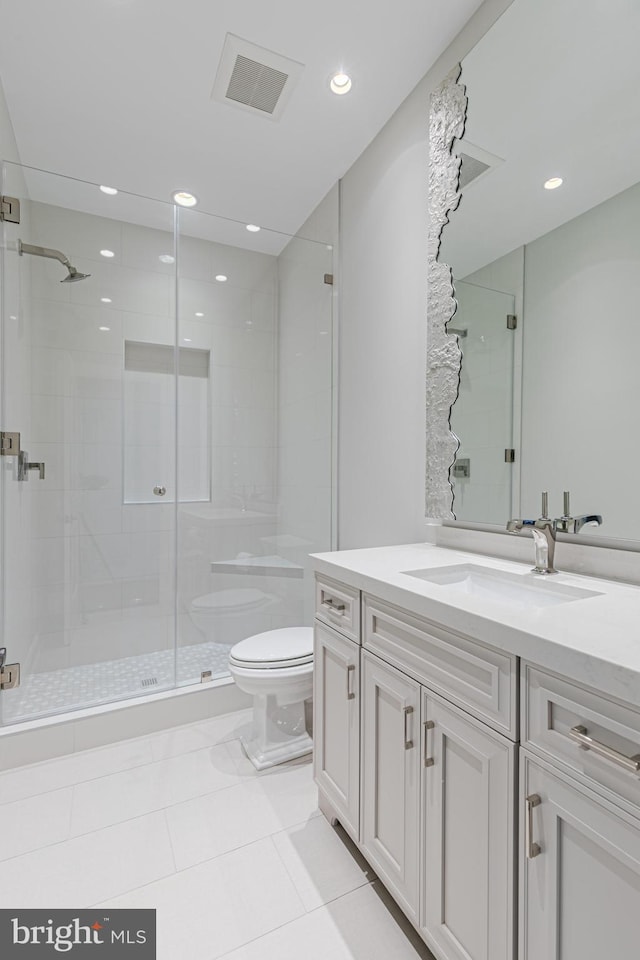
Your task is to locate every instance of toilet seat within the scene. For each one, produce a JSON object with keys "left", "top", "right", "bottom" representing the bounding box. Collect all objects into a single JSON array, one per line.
[{"left": 229, "top": 627, "right": 313, "bottom": 670}]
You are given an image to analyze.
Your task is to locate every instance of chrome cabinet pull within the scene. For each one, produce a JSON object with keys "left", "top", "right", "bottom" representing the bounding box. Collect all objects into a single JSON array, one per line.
[
  {"left": 526, "top": 794, "right": 541, "bottom": 859},
  {"left": 324, "top": 596, "right": 346, "bottom": 613},
  {"left": 403, "top": 706, "right": 414, "bottom": 750},
  {"left": 346, "top": 663, "right": 356, "bottom": 700},
  {"left": 569, "top": 725, "right": 640, "bottom": 773},
  {"left": 423, "top": 719, "right": 435, "bottom": 767}
]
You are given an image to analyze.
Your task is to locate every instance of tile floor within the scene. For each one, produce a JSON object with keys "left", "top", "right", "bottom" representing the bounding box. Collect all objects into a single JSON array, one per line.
[{"left": 0, "top": 708, "right": 434, "bottom": 960}]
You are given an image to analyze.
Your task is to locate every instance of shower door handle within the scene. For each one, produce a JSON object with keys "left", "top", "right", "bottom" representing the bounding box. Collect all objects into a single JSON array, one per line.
[{"left": 17, "top": 451, "right": 45, "bottom": 480}]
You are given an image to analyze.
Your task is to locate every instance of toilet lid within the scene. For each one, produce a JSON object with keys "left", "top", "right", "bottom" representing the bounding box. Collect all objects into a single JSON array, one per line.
[
  {"left": 229, "top": 627, "right": 314, "bottom": 669},
  {"left": 192, "top": 589, "right": 271, "bottom": 612}
]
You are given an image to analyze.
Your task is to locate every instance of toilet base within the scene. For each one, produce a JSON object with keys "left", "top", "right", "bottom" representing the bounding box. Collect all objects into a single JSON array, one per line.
[{"left": 240, "top": 693, "right": 313, "bottom": 770}]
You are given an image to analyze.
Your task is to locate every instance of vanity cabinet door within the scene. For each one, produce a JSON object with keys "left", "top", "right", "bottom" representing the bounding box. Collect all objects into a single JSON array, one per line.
[
  {"left": 421, "top": 692, "right": 515, "bottom": 960},
  {"left": 313, "top": 621, "right": 360, "bottom": 841},
  {"left": 361, "top": 651, "right": 421, "bottom": 922},
  {"left": 520, "top": 753, "right": 640, "bottom": 960}
]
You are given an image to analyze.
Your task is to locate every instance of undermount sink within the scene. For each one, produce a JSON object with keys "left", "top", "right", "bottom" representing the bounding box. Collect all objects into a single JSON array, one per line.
[{"left": 402, "top": 563, "right": 603, "bottom": 609}]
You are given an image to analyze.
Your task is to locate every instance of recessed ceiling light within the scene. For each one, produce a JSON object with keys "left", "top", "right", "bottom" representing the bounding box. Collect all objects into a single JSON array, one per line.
[
  {"left": 100, "top": 297, "right": 112, "bottom": 303},
  {"left": 100, "top": 249, "right": 115, "bottom": 258},
  {"left": 99, "top": 326, "right": 110, "bottom": 332},
  {"left": 158, "top": 254, "right": 175, "bottom": 264},
  {"left": 330, "top": 72, "right": 352, "bottom": 95},
  {"left": 544, "top": 177, "right": 563, "bottom": 190},
  {"left": 215, "top": 274, "right": 227, "bottom": 282},
  {"left": 246, "top": 223, "right": 260, "bottom": 233},
  {"left": 99, "top": 185, "right": 118, "bottom": 196},
  {"left": 195, "top": 312, "right": 204, "bottom": 317},
  {"left": 172, "top": 191, "right": 198, "bottom": 207}
]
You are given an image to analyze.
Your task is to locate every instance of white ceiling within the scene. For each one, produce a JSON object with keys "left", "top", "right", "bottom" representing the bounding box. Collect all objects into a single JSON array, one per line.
[
  {"left": 0, "top": 0, "right": 484, "bottom": 245},
  {"left": 441, "top": 0, "right": 640, "bottom": 278}
]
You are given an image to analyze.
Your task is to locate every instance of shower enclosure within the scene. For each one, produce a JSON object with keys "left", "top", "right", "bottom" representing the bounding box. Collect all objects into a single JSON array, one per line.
[{"left": 0, "top": 162, "right": 334, "bottom": 726}]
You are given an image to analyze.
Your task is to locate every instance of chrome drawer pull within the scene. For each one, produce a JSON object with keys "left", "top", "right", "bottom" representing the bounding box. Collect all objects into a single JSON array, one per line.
[
  {"left": 423, "top": 719, "right": 435, "bottom": 767},
  {"left": 324, "top": 597, "right": 346, "bottom": 613},
  {"left": 404, "top": 706, "right": 414, "bottom": 750},
  {"left": 346, "top": 663, "right": 356, "bottom": 700},
  {"left": 569, "top": 725, "right": 640, "bottom": 773},
  {"left": 526, "top": 794, "right": 541, "bottom": 859}
]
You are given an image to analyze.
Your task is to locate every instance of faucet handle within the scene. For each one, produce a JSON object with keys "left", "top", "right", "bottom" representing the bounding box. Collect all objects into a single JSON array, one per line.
[
  {"left": 563, "top": 491, "right": 571, "bottom": 517},
  {"left": 540, "top": 491, "right": 550, "bottom": 520}
]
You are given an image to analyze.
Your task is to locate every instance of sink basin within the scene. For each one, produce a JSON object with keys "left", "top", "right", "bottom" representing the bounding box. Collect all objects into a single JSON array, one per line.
[{"left": 402, "top": 563, "right": 603, "bottom": 609}]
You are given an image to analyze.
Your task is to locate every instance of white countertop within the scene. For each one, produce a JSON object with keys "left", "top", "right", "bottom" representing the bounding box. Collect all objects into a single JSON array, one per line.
[{"left": 311, "top": 543, "right": 640, "bottom": 706}]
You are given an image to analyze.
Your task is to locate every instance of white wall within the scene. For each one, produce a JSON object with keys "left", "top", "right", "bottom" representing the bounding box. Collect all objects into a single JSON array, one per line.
[{"left": 337, "top": 0, "right": 514, "bottom": 549}]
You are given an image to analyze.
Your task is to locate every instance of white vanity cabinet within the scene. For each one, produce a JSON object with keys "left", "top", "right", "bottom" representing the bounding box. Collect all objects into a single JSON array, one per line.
[
  {"left": 313, "top": 580, "right": 361, "bottom": 842},
  {"left": 361, "top": 650, "right": 421, "bottom": 921},
  {"left": 520, "top": 663, "right": 640, "bottom": 960},
  {"left": 314, "top": 575, "right": 517, "bottom": 960},
  {"left": 520, "top": 753, "right": 640, "bottom": 960},
  {"left": 313, "top": 547, "right": 640, "bottom": 960},
  {"left": 421, "top": 691, "right": 515, "bottom": 960}
]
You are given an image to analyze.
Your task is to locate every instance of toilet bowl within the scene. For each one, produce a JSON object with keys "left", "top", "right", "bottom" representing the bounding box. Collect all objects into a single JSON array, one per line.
[
  {"left": 189, "top": 588, "right": 278, "bottom": 646},
  {"left": 228, "top": 626, "right": 313, "bottom": 770}
]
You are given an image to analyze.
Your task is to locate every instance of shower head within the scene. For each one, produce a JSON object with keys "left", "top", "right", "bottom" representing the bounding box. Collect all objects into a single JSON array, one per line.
[
  {"left": 61, "top": 266, "right": 91, "bottom": 283},
  {"left": 17, "top": 240, "right": 91, "bottom": 283}
]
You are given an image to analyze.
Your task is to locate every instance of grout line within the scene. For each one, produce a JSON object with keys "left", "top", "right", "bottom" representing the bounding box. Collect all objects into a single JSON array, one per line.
[{"left": 162, "top": 808, "right": 179, "bottom": 876}]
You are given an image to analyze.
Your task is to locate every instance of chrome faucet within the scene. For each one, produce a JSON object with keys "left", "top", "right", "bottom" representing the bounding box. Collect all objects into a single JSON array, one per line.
[
  {"left": 507, "top": 491, "right": 603, "bottom": 575},
  {"left": 507, "top": 512, "right": 557, "bottom": 575}
]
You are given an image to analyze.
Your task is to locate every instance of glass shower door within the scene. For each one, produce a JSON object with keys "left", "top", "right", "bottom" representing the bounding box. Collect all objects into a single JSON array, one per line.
[{"left": 0, "top": 162, "right": 178, "bottom": 724}]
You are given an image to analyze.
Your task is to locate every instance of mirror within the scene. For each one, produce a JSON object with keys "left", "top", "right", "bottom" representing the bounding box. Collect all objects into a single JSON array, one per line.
[{"left": 437, "top": 0, "right": 640, "bottom": 544}]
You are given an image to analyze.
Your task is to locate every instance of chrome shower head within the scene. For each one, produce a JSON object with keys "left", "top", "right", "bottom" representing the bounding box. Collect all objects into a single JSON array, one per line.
[{"left": 17, "top": 240, "right": 91, "bottom": 283}]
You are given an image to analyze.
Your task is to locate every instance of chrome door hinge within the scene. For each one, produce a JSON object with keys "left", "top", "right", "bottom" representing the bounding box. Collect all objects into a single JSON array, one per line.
[
  {"left": 0, "top": 431, "right": 21, "bottom": 456},
  {"left": 0, "top": 648, "right": 20, "bottom": 690},
  {"left": 0, "top": 196, "right": 20, "bottom": 223},
  {"left": 505, "top": 448, "right": 516, "bottom": 463},
  {"left": 506, "top": 314, "right": 517, "bottom": 330},
  {"left": 324, "top": 273, "right": 334, "bottom": 285}
]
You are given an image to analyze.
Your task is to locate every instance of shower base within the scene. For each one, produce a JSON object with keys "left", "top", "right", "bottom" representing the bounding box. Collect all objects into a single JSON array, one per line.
[{"left": 2, "top": 641, "right": 233, "bottom": 725}]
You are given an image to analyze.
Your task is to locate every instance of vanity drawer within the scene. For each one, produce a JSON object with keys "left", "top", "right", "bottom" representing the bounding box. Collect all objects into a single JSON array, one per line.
[
  {"left": 315, "top": 575, "right": 361, "bottom": 643},
  {"left": 523, "top": 663, "right": 640, "bottom": 817},
  {"left": 363, "top": 595, "right": 517, "bottom": 739}
]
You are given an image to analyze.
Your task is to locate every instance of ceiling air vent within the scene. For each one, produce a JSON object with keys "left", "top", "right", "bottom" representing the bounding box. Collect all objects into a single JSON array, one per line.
[
  {"left": 212, "top": 34, "right": 304, "bottom": 121},
  {"left": 453, "top": 139, "right": 504, "bottom": 190}
]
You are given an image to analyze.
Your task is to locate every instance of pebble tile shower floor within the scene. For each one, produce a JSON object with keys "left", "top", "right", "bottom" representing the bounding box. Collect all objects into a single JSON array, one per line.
[
  {"left": 0, "top": 709, "right": 435, "bottom": 960},
  {"left": 2, "top": 641, "right": 232, "bottom": 722}
]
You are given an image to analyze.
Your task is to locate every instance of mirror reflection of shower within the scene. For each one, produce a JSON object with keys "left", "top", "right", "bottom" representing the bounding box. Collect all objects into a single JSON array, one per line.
[{"left": 17, "top": 239, "right": 90, "bottom": 282}]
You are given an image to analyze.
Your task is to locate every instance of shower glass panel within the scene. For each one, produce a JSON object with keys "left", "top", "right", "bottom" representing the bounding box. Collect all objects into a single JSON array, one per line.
[
  {"left": 0, "top": 162, "right": 178, "bottom": 724},
  {"left": 175, "top": 207, "right": 334, "bottom": 683},
  {"left": 450, "top": 280, "right": 516, "bottom": 524}
]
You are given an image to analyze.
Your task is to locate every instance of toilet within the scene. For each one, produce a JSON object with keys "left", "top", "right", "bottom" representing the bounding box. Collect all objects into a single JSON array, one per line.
[
  {"left": 228, "top": 626, "right": 314, "bottom": 770},
  {"left": 189, "top": 588, "right": 278, "bottom": 646}
]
